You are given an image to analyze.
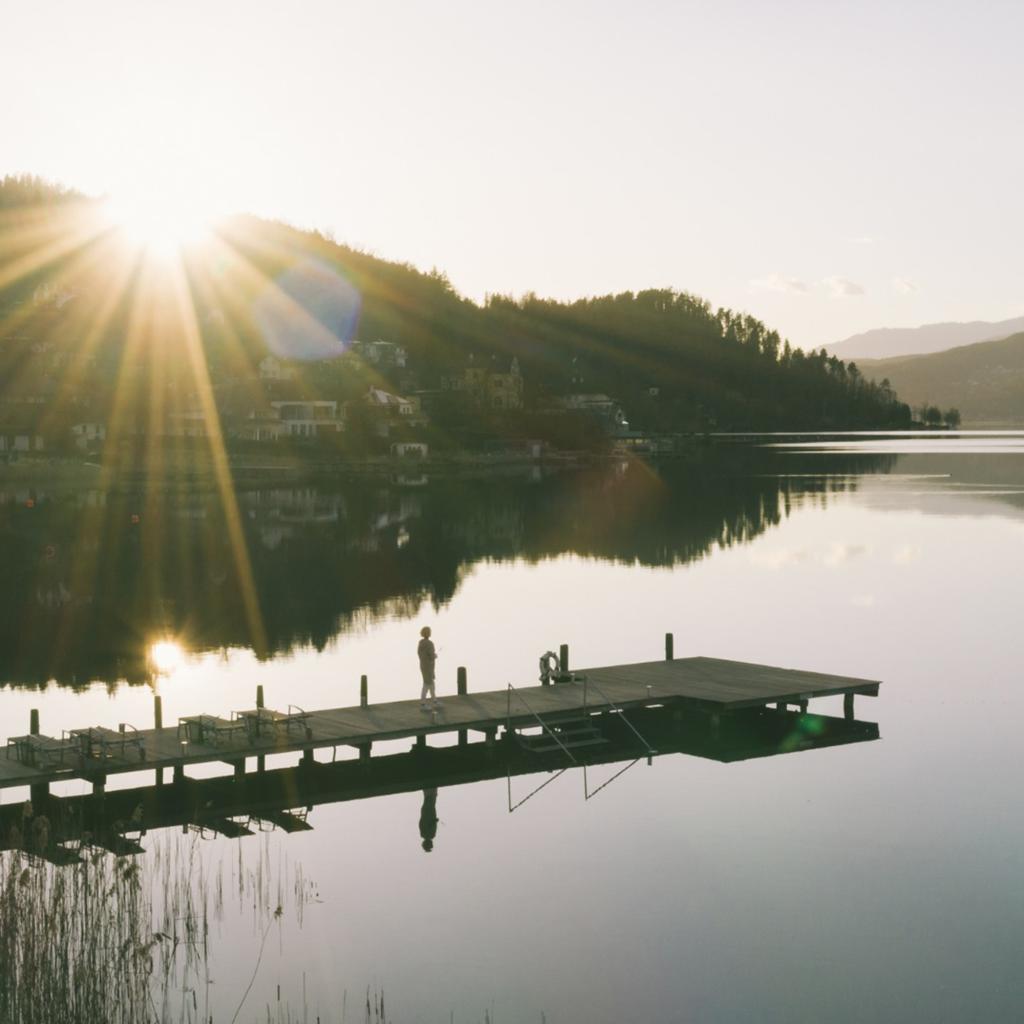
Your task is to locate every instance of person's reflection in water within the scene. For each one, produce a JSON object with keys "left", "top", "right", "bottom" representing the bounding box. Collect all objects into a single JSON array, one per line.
[{"left": 419, "top": 787, "right": 438, "bottom": 852}]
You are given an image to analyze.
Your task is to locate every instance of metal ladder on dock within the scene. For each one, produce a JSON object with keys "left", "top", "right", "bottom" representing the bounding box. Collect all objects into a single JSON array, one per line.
[
  {"left": 505, "top": 681, "right": 608, "bottom": 755},
  {"left": 504, "top": 680, "right": 655, "bottom": 811}
]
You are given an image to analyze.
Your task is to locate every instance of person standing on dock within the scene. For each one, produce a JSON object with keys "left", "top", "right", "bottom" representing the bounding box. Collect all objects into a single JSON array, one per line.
[{"left": 418, "top": 626, "right": 438, "bottom": 711}]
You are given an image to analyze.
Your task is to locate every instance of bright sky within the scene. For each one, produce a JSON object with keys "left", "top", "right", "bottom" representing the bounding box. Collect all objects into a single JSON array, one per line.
[{"left": 2, "top": 0, "right": 1021, "bottom": 349}]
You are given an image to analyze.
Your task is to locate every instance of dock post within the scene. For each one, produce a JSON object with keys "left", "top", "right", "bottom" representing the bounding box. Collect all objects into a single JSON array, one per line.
[
  {"left": 359, "top": 742, "right": 372, "bottom": 764},
  {"left": 485, "top": 726, "right": 496, "bottom": 748},
  {"left": 92, "top": 774, "right": 106, "bottom": 796},
  {"left": 844, "top": 693, "right": 855, "bottom": 720},
  {"left": 457, "top": 667, "right": 467, "bottom": 747},
  {"left": 360, "top": 674, "right": 368, "bottom": 708},
  {"left": 173, "top": 764, "right": 185, "bottom": 785},
  {"left": 665, "top": 633, "right": 674, "bottom": 661},
  {"left": 27, "top": 711, "right": 48, "bottom": 799},
  {"left": 416, "top": 734, "right": 427, "bottom": 752},
  {"left": 256, "top": 685, "right": 265, "bottom": 710},
  {"left": 559, "top": 644, "right": 569, "bottom": 675},
  {"left": 257, "top": 755, "right": 266, "bottom": 773},
  {"left": 233, "top": 759, "right": 245, "bottom": 780},
  {"left": 302, "top": 748, "right": 314, "bottom": 767},
  {"left": 155, "top": 700, "right": 165, "bottom": 785}
]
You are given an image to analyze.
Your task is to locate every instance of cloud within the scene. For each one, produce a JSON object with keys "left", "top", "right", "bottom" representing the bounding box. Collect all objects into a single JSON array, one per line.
[
  {"left": 822, "top": 542, "right": 868, "bottom": 567},
  {"left": 750, "top": 273, "right": 810, "bottom": 294},
  {"left": 749, "top": 542, "right": 868, "bottom": 569},
  {"left": 748, "top": 546, "right": 810, "bottom": 569},
  {"left": 892, "top": 543, "right": 921, "bottom": 564},
  {"left": 821, "top": 276, "right": 865, "bottom": 298},
  {"left": 892, "top": 277, "right": 918, "bottom": 294}
]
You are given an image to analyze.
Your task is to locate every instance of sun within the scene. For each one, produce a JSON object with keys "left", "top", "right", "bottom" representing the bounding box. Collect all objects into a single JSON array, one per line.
[
  {"left": 149, "top": 639, "right": 186, "bottom": 675},
  {"left": 104, "top": 187, "right": 215, "bottom": 259}
]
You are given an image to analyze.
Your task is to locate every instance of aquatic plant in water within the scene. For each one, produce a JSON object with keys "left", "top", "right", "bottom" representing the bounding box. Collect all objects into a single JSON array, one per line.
[{"left": 0, "top": 802, "right": 315, "bottom": 1024}]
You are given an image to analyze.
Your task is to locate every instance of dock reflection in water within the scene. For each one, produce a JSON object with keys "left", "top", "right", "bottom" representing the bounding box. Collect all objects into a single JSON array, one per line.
[{"left": 2, "top": 702, "right": 880, "bottom": 865}]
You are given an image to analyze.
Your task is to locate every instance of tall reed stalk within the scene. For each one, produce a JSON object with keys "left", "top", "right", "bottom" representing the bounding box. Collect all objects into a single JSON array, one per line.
[{"left": 0, "top": 802, "right": 315, "bottom": 1024}]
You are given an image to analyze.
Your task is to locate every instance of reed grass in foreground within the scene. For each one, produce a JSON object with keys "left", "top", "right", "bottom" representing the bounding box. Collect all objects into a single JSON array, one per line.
[{"left": 0, "top": 802, "right": 315, "bottom": 1024}]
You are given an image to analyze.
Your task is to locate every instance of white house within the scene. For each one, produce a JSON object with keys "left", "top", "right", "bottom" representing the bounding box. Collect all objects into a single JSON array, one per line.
[
  {"left": 352, "top": 340, "right": 407, "bottom": 368},
  {"left": 270, "top": 400, "right": 343, "bottom": 438},
  {"left": 391, "top": 442, "right": 429, "bottom": 459},
  {"left": 71, "top": 422, "right": 106, "bottom": 449},
  {"left": 366, "top": 387, "right": 419, "bottom": 417},
  {"left": 0, "top": 433, "right": 44, "bottom": 453}
]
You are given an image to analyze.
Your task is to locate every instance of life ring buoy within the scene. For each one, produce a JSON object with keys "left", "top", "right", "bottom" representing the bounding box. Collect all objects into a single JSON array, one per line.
[{"left": 539, "top": 650, "right": 560, "bottom": 684}]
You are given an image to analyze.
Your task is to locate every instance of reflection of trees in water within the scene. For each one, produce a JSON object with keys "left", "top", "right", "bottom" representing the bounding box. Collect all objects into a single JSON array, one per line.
[{"left": 0, "top": 449, "right": 894, "bottom": 687}]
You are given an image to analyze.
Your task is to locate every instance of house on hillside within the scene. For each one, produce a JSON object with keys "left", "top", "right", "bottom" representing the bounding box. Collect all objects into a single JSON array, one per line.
[
  {"left": 231, "top": 408, "right": 287, "bottom": 442},
  {"left": 351, "top": 340, "right": 407, "bottom": 369},
  {"left": 0, "top": 427, "right": 44, "bottom": 453},
  {"left": 71, "top": 422, "right": 106, "bottom": 449},
  {"left": 553, "top": 393, "right": 628, "bottom": 431},
  {"left": 442, "top": 356, "right": 523, "bottom": 410},
  {"left": 391, "top": 441, "right": 429, "bottom": 459},
  {"left": 270, "top": 400, "right": 344, "bottom": 438},
  {"left": 362, "top": 387, "right": 428, "bottom": 439},
  {"left": 365, "top": 387, "right": 420, "bottom": 417}
]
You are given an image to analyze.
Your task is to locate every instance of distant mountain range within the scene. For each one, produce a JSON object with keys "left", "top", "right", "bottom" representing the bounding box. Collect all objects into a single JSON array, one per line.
[
  {"left": 859, "top": 332, "right": 1024, "bottom": 425},
  {"left": 827, "top": 316, "right": 1024, "bottom": 360}
]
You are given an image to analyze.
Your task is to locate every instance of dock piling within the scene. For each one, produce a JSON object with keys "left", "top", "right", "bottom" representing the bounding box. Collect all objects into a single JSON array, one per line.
[
  {"left": 665, "top": 632, "right": 674, "bottom": 661},
  {"left": 844, "top": 693, "right": 855, "bottom": 720},
  {"left": 457, "top": 667, "right": 468, "bottom": 746},
  {"left": 30, "top": 709, "right": 39, "bottom": 736},
  {"left": 153, "top": 695, "right": 163, "bottom": 730},
  {"left": 256, "top": 685, "right": 265, "bottom": 710},
  {"left": 360, "top": 674, "right": 368, "bottom": 708},
  {"left": 559, "top": 644, "right": 569, "bottom": 674}
]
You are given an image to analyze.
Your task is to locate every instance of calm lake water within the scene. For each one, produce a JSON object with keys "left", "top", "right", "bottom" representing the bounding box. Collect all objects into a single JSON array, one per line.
[{"left": 2, "top": 435, "right": 1023, "bottom": 1023}]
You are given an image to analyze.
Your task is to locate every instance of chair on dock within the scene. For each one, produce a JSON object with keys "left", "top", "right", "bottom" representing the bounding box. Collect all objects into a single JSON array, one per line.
[
  {"left": 232, "top": 705, "right": 312, "bottom": 742},
  {"left": 68, "top": 724, "right": 146, "bottom": 762},
  {"left": 6, "top": 733, "right": 82, "bottom": 769},
  {"left": 177, "top": 714, "right": 247, "bottom": 746}
]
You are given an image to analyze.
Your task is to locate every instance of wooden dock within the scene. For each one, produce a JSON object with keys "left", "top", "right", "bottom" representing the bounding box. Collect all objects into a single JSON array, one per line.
[
  {"left": 0, "top": 651, "right": 880, "bottom": 795},
  {"left": 2, "top": 703, "right": 881, "bottom": 862}
]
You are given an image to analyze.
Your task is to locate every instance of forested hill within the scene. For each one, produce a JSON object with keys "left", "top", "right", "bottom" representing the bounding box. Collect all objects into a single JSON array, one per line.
[
  {"left": 859, "top": 332, "right": 1024, "bottom": 425},
  {"left": 0, "top": 175, "right": 911, "bottom": 440}
]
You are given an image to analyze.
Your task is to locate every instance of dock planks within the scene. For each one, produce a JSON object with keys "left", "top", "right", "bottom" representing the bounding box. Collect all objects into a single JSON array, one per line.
[{"left": 0, "top": 656, "right": 880, "bottom": 791}]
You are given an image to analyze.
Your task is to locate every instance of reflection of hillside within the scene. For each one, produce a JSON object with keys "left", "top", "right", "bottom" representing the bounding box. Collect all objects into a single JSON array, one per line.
[
  {"left": 856, "top": 452, "right": 1024, "bottom": 519},
  {"left": 0, "top": 449, "right": 892, "bottom": 688}
]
